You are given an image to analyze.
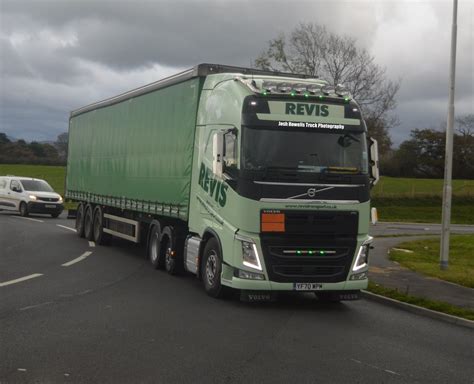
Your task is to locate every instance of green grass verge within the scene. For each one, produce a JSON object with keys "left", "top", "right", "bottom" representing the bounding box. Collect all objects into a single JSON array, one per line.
[
  {"left": 373, "top": 197, "right": 474, "bottom": 224},
  {"left": 372, "top": 176, "right": 474, "bottom": 198},
  {"left": 367, "top": 281, "right": 474, "bottom": 321},
  {"left": 389, "top": 235, "right": 474, "bottom": 288},
  {"left": 1, "top": 164, "right": 473, "bottom": 223}
]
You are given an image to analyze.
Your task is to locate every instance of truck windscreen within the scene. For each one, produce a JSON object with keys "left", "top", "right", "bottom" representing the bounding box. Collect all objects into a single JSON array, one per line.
[{"left": 241, "top": 126, "right": 368, "bottom": 174}]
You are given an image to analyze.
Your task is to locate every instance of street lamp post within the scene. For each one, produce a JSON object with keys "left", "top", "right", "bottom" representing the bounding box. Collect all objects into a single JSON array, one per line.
[{"left": 440, "top": 0, "right": 458, "bottom": 270}]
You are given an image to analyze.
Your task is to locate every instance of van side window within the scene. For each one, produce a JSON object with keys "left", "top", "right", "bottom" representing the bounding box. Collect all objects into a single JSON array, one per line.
[
  {"left": 0, "top": 179, "right": 6, "bottom": 189},
  {"left": 10, "top": 180, "right": 22, "bottom": 192}
]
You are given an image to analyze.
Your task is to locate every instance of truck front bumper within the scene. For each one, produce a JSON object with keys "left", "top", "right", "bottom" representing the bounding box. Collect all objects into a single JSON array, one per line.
[{"left": 223, "top": 275, "right": 368, "bottom": 292}]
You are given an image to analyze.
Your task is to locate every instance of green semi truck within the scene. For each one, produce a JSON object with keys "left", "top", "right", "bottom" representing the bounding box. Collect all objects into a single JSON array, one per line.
[{"left": 66, "top": 63, "right": 379, "bottom": 301}]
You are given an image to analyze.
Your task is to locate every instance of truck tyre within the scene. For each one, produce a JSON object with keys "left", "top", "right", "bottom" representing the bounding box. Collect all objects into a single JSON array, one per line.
[
  {"left": 76, "top": 202, "right": 85, "bottom": 238},
  {"left": 201, "top": 237, "right": 228, "bottom": 298},
  {"left": 161, "top": 226, "right": 183, "bottom": 275},
  {"left": 148, "top": 224, "right": 164, "bottom": 269},
  {"left": 51, "top": 212, "right": 60, "bottom": 218},
  {"left": 19, "top": 202, "right": 29, "bottom": 217},
  {"left": 93, "top": 206, "right": 110, "bottom": 245},
  {"left": 84, "top": 204, "right": 94, "bottom": 241}
]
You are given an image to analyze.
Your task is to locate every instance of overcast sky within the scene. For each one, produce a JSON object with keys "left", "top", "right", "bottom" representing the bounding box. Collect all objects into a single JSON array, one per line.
[{"left": 0, "top": 0, "right": 472, "bottom": 145}]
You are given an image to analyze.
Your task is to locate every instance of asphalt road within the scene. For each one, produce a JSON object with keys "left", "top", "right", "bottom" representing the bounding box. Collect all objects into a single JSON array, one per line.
[{"left": 1, "top": 212, "right": 473, "bottom": 383}]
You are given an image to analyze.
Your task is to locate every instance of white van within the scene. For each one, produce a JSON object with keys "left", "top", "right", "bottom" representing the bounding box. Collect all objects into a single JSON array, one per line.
[{"left": 0, "top": 176, "right": 64, "bottom": 218}]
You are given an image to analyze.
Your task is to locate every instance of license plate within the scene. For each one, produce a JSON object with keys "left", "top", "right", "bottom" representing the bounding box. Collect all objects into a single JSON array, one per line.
[
  {"left": 294, "top": 283, "right": 323, "bottom": 291},
  {"left": 45, "top": 204, "right": 56, "bottom": 208}
]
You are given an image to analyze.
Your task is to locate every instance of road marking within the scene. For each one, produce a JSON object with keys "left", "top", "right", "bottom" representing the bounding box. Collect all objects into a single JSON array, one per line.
[
  {"left": 17, "top": 368, "right": 27, "bottom": 372},
  {"left": 88, "top": 241, "right": 95, "bottom": 247},
  {"left": 391, "top": 248, "right": 414, "bottom": 253},
  {"left": 0, "top": 273, "right": 43, "bottom": 287},
  {"left": 57, "top": 224, "right": 76, "bottom": 232},
  {"left": 61, "top": 251, "right": 92, "bottom": 267},
  {"left": 384, "top": 369, "right": 400, "bottom": 376},
  {"left": 11, "top": 216, "right": 44, "bottom": 223},
  {"left": 19, "top": 301, "right": 53, "bottom": 311}
]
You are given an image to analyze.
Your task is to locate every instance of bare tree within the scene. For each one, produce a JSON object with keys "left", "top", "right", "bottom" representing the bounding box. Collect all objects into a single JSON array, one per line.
[
  {"left": 456, "top": 114, "right": 474, "bottom": 137},
  {"left": 255, "top": 23, "right": 400, "bottom": 152},
  {"left": 55, "top": 132, "right": 69, "bottom": 161}
]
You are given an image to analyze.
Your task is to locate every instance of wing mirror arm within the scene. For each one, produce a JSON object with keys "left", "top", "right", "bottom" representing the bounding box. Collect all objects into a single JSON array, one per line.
[{"left": 368, "top": 137, "right": 380, "bottom": 187}]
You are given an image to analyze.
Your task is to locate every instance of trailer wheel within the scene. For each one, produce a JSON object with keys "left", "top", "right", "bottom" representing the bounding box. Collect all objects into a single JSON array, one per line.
[
  {"left": 83, "top": 204, "right": 94, "bottom": 241},
  {"left": 148, "top": 224, "right": 164, "bottom": 269},
  {"left": 75, "top": 203, "right": 85, "bottom": 238},
  {"left": 201, "top": 237, "right": 228, "bottom": 298},
  {"left": 19, "top": 202, "right": 29, "bottom": 217},
  {"left": 93, "top": 206, "right": 110, "bottom": 245},
  {"left": 161, "top": 226, "right": 183, "bottom": 275}
]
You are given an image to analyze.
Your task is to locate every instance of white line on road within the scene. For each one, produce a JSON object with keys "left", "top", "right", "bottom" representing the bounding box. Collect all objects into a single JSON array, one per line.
[
  {"left": 11, "top": 216, "right": 44, "bottom": 223},
  {"left": 19, "top": 301, "right": 54, "bottom": 311},
  {"left": 0, "top": 273, "right": 43, "bottom": 287},
  {"left": 56, "top": 224, "right": 76, "bottom": 232},
  {"left": 88, "top": 241, "right": 95, "bottom": 247},
  {"left": 61, "top": 251, "right": 92, "bottom": 267},
  {"left": 391, "top": 248, "right": 414, "bottom": 253}
]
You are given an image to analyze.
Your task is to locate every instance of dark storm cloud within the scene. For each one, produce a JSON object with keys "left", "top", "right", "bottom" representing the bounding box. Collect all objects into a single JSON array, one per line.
[{"left": 0, "top": 0, "right": 472, "bottom": 143}]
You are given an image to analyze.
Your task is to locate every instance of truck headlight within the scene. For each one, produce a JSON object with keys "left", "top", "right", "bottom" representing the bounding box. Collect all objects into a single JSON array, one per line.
[
  {"left": 58, "top": 196, "right": 63, "bottom": 203},
  {"left": 235, "top": 234, "right": 262, "bottom": 271},
  {"left": 353, "top": 237, "right": 373, "bottom": 271},
  {"left": 29, "top": 195, "right": 37, "bottom": 201}
]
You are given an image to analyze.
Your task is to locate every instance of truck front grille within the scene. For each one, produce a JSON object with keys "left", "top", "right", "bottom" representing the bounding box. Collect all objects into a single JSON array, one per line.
[
  {"left": 37, "top": 197, "right": 59, "bottom": 202},
  {"left": 260, "top": 211, "right": 358, "bottom": 283}
]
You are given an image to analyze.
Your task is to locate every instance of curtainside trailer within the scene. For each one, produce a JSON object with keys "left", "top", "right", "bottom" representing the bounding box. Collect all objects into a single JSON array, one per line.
[{"left": 66, "top": 63, "right": 379, "bottom": 301}]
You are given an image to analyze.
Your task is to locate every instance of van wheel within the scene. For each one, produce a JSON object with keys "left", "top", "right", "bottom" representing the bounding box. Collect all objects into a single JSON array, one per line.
[
  {"left": 51, "top": 212, "right": 60, "bottom": 218},
  {"left": 19, "top": 202, "right": 29, "bottom": 217},
  {"left": 148, "top": 224, "right": 164, "bottom": 269},
  {"left": 161, "top": 226, "right": 183, "bottom": 275},
  {"left": 201, "top": 237, "right": 228, "bottom": 298},
  {"left": 83, "top": 204, "right": 94, "bottom": 240},
  {"left": 76, "top": 203, "right": 85, "bottom": 238},
  {"left": 93, "top": 206, "right": 110, "bottom": 245}
]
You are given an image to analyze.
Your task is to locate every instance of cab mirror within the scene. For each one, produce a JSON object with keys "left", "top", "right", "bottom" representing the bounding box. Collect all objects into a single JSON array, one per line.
[
  {"left": 368, "top": 137, "right": 380, "bottom": 187},
  {"left": 212, "top": 132, "right": 224, "bottom": 178}
]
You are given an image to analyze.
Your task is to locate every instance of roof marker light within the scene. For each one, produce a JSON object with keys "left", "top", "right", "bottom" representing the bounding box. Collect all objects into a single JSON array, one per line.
[
  {"left": 293, "top": 83, "right": 307, "bottom": 93},
  {"left": 277, "top": 83, "right": 293, "bottom": 93},
  {"left": 322, "top": 85, "right": 336, "bottom": 95},
  {"left": 335, "top": 84, "right": 350, "bottom": 97},
  {"left": 262, "top": 81, "right": 278, "bottom": 93},
  {"left": 306, "top": 84, "right": 322, "bottom": 94}
]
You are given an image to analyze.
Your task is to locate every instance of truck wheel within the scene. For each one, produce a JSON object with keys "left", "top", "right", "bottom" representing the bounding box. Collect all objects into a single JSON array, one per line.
[
  {"left": 93, "top": 206, "right": 110, "bottom": 245},
  {"left": 148, "top": 224, "right": 164, "bottom": 269},
  {"left": 201, "top": 237, "right": 227, "bottom": 298},
  {"left": 161, "top": 226, "right": 183, "bottom": 275},
  {"left": 51, "top": 213, "right": 60, "bottom": 218},
  {"left": 76, "top": 203, "right": 85, "bottom": 238},
  {"left": 83, "top": 204, "right": 94, "bottom": 240},
  {"left": 19, "top": 202, "right": 29, "bottom": 217}
]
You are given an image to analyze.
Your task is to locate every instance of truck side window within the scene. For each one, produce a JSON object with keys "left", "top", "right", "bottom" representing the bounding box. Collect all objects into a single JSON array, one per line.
[
  {"left": 224, "top": 131, "right": 237, "bottom": 169},
  {"left": 10, "top": 180, "right": 22, "bottom": 192}
]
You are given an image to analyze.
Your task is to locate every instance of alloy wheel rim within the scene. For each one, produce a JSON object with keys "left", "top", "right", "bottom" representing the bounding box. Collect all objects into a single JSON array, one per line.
[{"left": 206, "top": 252, "right": 218, "bottom": 286}]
